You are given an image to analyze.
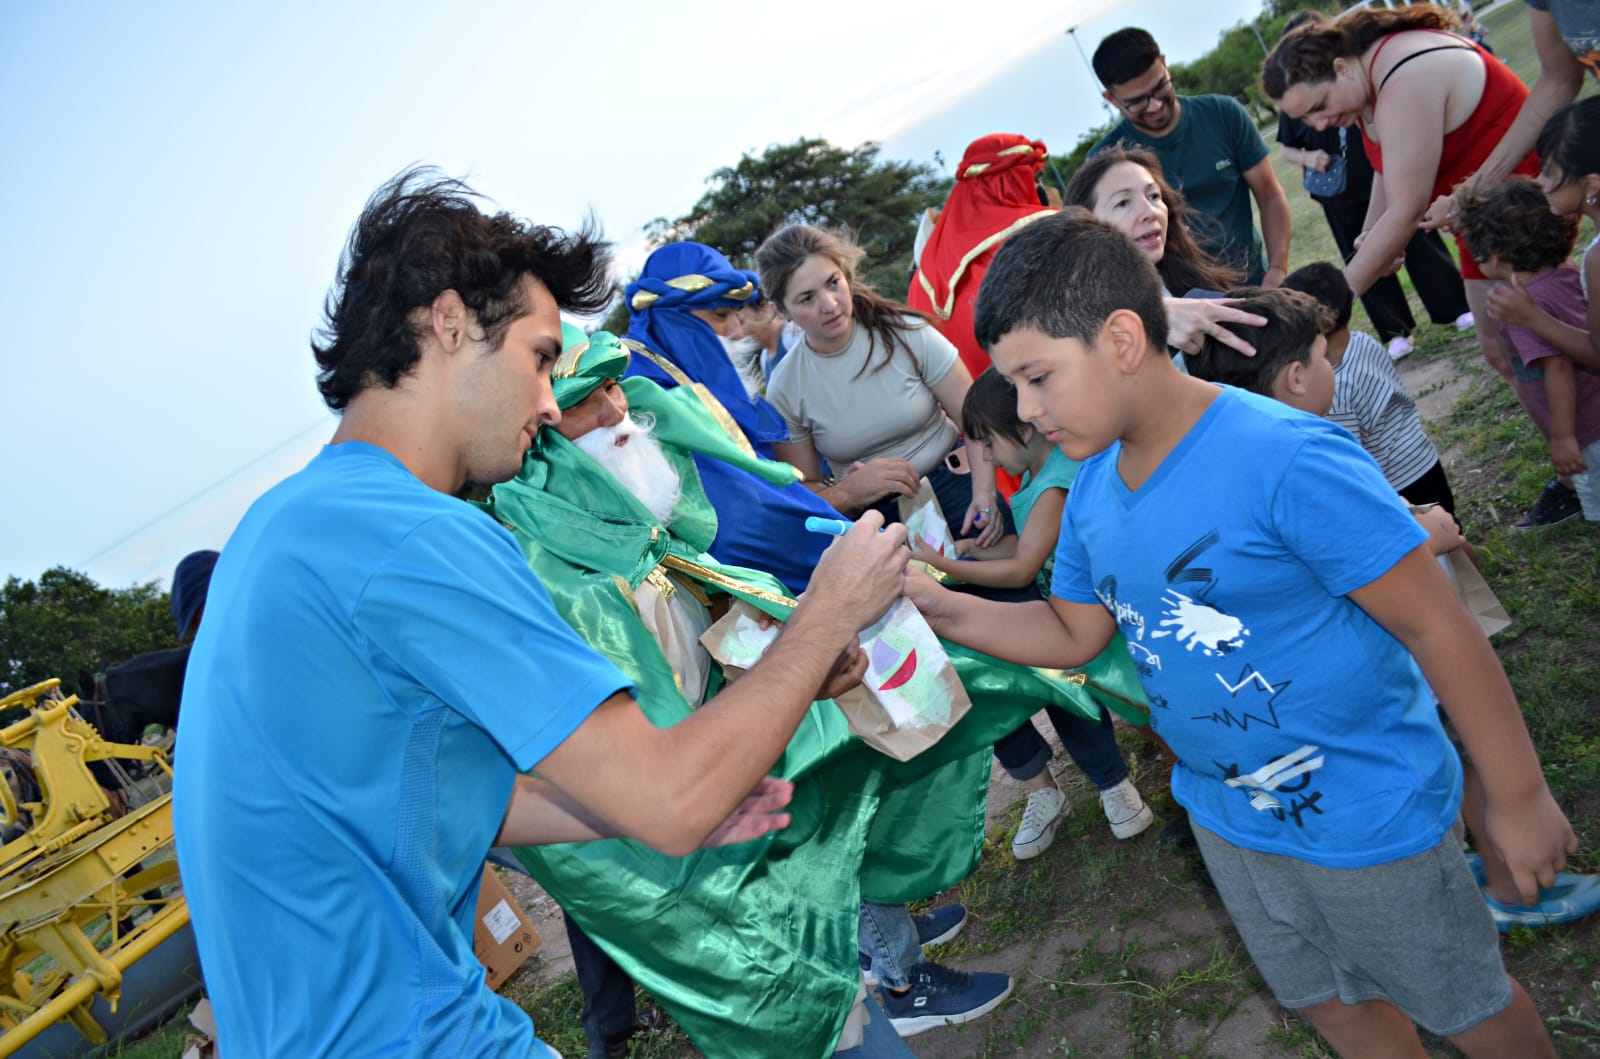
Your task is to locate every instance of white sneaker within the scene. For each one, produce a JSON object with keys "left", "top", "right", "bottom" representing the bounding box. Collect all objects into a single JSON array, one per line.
[
  {"left": 1387, "top": 336, "right": 1413, "bottom": 361},
  {"left": 1454, "top": 311, "right": 1476, "bottom": 332},
  {"left": 1099, "top": 779, "right": 1154, "bottom": 839},
  {"left": 1011, "top": 786, "right": 1068, "bottom": 860}
]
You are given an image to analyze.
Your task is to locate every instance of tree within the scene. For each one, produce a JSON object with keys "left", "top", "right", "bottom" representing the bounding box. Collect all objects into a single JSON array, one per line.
[
  {"left": 0, "top": 568, "right": 178, "bottom": 702},
  {"left": 647, "top": 138, "right": 950, "bottom": 297}
]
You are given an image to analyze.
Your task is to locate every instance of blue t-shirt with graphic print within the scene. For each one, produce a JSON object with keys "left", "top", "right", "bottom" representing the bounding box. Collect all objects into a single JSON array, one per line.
[
  {"left": 1050, "top": 387, "right": 1459, "bottom": 868},
  {"left": 174, "top": 441, "right": 631, "bottom": 1059}
]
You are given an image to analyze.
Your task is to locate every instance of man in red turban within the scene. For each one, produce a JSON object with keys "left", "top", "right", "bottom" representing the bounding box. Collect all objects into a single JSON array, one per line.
[{"left": 908, "top": 134, "right": 1055, "bottom": 382}]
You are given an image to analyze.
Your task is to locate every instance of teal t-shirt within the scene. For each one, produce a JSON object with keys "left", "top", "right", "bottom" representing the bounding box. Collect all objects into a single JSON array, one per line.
[
  {"left": 1093, "top": 94, "right": 1271, "bottom": 280},
  {"left": 1010, "top": 447, "right": 1081, "bottom": 596}
]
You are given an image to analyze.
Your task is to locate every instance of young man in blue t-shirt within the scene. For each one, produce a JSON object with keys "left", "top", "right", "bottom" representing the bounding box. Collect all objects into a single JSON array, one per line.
[
  {"left": 906, "top": 210, "right": 1575, "bottom": 1058},
  {"left": 171, "top": 168, "right": 910, "bottom": 1059}
]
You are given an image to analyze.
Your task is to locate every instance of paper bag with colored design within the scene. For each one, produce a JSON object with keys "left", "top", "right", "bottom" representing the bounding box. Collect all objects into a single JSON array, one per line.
[
  {"left": 700, "top": 598, "right": 970, "bottom": 761},
  {"left": 897, "top": 478, "right": 959, "bottom": 560}
]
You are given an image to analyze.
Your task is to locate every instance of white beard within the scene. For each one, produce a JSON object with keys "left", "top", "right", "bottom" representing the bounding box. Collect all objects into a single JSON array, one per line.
[{"left": 573, "top": 415, "right": 683, "bottom": 526}]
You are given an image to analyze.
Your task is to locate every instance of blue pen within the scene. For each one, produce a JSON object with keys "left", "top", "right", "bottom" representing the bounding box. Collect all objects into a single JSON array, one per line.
[{"left": 803, "top": 516, "right": 853, "bottom": 537}]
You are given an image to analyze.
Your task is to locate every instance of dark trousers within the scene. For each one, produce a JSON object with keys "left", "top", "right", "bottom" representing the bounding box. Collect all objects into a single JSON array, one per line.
[
  {"left": 1321, "top": 200, "right": 1469, "bottom": 342},
  {"left": 1398, "top": 459, "right": 1457, "bottom": 517},
  {"left": 992, "top": 702, "right": 1130, "bottom": 789},
  {"left": 564, "top": 915, "right": 636, "bottom": 1055}
]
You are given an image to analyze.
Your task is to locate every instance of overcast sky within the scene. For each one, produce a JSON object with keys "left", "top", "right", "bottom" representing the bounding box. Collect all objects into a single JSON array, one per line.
[{"left": 2, "top": 0, "right": 1264, "bottom": 590}]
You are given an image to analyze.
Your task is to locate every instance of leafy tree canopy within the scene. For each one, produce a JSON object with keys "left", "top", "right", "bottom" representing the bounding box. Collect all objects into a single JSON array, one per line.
[
  {"left": 646, "top": 138, "right": 950, "bottom": 298},
  {"left": 0, "top": 567, "right": 178, "bottom": 701}
]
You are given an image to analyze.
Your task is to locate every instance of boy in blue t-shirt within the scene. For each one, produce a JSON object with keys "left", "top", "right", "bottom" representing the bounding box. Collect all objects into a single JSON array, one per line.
[{"left": 907, "top": 210, "right": 1575, "bottom": 1057}]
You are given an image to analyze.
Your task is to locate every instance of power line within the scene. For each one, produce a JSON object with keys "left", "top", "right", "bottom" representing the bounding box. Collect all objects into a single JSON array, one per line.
[{"left": 77, "top": 417, "right": 331, "bottom": 566}]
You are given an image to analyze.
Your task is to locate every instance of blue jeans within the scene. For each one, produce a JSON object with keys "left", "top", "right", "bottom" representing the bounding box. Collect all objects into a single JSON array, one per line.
[
  {"left": 835, "top": 993, "right": 918, "bottom": 1058},
  {"left": 858, "top": 901, "right": 921, "bottom": 990},
  {"left": 993, "top": 704, "right": 1130, "bottom": 790}
]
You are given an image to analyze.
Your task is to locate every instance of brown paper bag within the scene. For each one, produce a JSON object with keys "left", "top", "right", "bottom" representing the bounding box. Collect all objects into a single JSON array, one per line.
[
  {"left": 1440, "top": 550, "right": 1511, "bottom": 638},
  {"left": 700, "top": 598, "right": 971, "bottom": 761},
  {"left": 897, "top": 478, "right": 959, "bottom": 559}
]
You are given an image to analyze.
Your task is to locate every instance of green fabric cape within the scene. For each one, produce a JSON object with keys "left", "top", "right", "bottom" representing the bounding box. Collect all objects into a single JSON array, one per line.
[{"left": 482, "top": 347, "right": 1149, "bottom": 1057}]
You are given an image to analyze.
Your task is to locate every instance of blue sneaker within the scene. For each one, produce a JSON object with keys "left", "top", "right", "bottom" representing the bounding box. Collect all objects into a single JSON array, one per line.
[
  {"left": 1481, "top": 871, "right": 1600, "bottom": 933},
  {"left": 860, "top": 904, "right": 967, "bottom": 987},
  {"left": 913, "top": 903, "right": 966, "bottom": 947},
  {"left": 880, "top": 961, "right": 1013, "bottom": 1038}
]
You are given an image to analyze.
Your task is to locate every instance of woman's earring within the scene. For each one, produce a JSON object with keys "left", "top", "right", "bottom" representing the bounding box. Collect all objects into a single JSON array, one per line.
[{"left": 1587, "top": 194, "right": 1599, "bottom": 207}]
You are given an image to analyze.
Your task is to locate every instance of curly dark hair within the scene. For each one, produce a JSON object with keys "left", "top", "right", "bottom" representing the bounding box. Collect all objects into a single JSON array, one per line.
[
  {"left": 1261, "top": 4, "right": 1457, "bottom": 101},
  {"left": 1064, "top": 146, "right": 1242, "bottom": 297},
  {"left": 1456, "top": 177, "right": 1580, "bottom": 274},
  {"left": 311, "top": 166, "right": 613, "bottom": 412},
  {"left": 1186, "top": 287, "right": 1333, "bottom": 398}
]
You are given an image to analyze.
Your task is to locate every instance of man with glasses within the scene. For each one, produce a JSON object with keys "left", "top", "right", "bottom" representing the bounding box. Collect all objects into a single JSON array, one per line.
[{"left": 1090, "top": 27, "right": 1292, "bottom": 287}]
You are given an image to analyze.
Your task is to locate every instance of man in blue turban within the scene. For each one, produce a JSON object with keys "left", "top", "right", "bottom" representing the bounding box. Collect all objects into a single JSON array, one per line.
[{"left": 623, "top": 242, "right": 843, "bottom": 593}]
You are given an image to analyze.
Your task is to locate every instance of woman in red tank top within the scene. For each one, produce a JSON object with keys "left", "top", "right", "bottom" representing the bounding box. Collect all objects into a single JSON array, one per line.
[{"left": 1263, "top": 5, "right": 1540, "bottom": 379}]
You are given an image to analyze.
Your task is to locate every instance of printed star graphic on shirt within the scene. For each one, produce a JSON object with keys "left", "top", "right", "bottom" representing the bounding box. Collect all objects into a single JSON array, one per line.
[{"left": 1191, "top": 663, "right": 1286, "bottom": 730}]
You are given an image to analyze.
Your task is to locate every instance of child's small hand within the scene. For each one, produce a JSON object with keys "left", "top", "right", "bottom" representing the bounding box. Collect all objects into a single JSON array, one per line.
[
  {"left": 953, "top": 539, "right": 976, "bottom": 558},
  {"left": 1486, "top": 274, "right": 1536, "bottom": 326},
  {"left": 1483, "top": 788, "right": 1578, "bottom": 906},
  {"left": 1409, "top": 503, "right": 1465, "bottom": 556},
  {"left": 1551, "top": 435, "right": 1587, "bottom": 477},
  {"left": 902, "top": 567, "right": 956, "bottom": 633}
]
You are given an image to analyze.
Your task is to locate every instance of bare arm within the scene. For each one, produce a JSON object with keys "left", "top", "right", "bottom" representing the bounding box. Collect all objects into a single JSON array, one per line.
[
  {"left": 1542, "top": 354, "right": 1589, "bottom": 475},
  {"left": 497, "top": 772, "right": 798, "bottom": 849},
  {"left": 1242, "top": 157, "right": 1293, "bottom": 288},
  {"left": 529, "top": 518, "right": 910, "bottom": 857},
  {"left": 928, "top": 361, "right": 1003, "bottom": 546},
  {"left": 913, "top": 486, "right": 1064, "bottom": 589},
  {"left": 1424, "top": 9, "right": 1586, "bottom": 231},
  {"left": 1487, "top": 275, "right": 1600, "bottom": 371},
  {"left": 1346, "top": 87, "right": 1447, "bottom": 295},
  {"left": 1347, "top": 546, "right": 1576, "bottom": 902},
  {"left": 904, "top": 567, "right": 1115, "bottom": 668}
]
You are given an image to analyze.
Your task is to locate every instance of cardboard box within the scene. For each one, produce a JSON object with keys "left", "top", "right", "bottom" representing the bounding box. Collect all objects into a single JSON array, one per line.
[{"left": 473, "top": 865, "right": 542, "bottom": 991}]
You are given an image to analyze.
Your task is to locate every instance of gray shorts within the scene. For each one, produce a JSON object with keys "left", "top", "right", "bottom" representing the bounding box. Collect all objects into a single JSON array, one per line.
[{"left": 1193, "top": 821, "right": 1512, "bottom": 1036}]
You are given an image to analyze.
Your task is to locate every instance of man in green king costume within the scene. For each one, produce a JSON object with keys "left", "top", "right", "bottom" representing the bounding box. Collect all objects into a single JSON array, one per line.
[{"left": 486, "top": 325, "right": 1149, "bottom": 1057}]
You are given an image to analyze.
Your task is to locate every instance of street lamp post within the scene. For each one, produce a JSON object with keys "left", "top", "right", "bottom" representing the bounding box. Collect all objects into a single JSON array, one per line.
[{"left": 1066, "top": 26, "right": 1114, "bottom": 119}]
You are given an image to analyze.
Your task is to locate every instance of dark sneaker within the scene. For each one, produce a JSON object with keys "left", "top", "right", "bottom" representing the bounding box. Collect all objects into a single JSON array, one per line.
[
  {"left": 1514, "top": 479, "right": 1582, "bottom": 530},
  {"left": 861, "top": 904, "right": 969, "bottom": 987},
  {"left": 880, "top": 961, "right": 1013, "bottom": 1038},
  {"left": 912, "top": 903, "right": 967, "bottom": 947}
]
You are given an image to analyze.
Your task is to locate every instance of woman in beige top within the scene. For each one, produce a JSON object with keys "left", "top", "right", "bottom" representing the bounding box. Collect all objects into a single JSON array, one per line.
[{"left": 757, "top": 224, "right": 1004, "bottom": 548}]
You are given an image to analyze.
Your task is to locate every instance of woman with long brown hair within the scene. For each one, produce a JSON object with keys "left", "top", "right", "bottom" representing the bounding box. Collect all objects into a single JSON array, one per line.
[
  {"left": 756, "top": 223, "right": 1004, "bottom": 546},
  {"left": 1065, "top": 146, "right": 1264, "bottom": 357},
  {"left": 1261, "top": 4, "right": 1541, "bottom": 377}
]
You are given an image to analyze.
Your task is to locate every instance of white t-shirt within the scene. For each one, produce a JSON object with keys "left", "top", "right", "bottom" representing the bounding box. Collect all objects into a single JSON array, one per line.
[{"left": 767, "top": 317, "right": 961, "bottom": 477}]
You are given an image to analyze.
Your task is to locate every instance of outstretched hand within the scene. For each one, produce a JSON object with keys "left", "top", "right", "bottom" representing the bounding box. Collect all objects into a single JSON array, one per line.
[
  {"left": 1486, "top": 274, "right": 1537, "bottom": 327},
  {"left": 902, "top": 566, "right": 957, "bottom": 635},
  {"left": 816, "top": 643, "right": 869, "bottom": 701},
  {"left": 1165, "top": 298, "right": 1266, "bottom": 356},
  {"left": 699, "top": 776, "right": 796, "bottom": 848},
  {"left": 1420, "top": 191, "right": 1459, "bottom": 233}
]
